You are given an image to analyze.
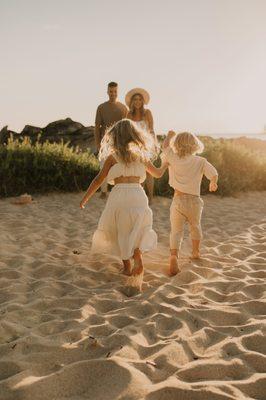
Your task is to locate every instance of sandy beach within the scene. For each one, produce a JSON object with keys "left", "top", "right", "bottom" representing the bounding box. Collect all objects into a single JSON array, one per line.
[{"left": 0, "top": 191, "right": 265, "bottom": 400}]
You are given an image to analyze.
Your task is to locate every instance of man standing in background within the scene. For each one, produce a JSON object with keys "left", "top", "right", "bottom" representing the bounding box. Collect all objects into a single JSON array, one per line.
[{"left": 95, "top": 82, "right": 128, "bottom": 199}]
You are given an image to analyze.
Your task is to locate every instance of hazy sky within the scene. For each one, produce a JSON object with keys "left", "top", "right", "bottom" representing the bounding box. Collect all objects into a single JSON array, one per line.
[{"left": 1, "top": 0, "right": 266, "bottom": 134}]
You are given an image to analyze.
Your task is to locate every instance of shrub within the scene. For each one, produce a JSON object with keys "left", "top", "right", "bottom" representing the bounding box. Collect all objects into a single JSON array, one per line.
[
  {"left": 0, "top": 137, "right": 99, "bottom": 197},
  {"left": 1, "top": 135, "right": 265, "bottom": 198},
  {"left": 154, "top": 137, "right": 266, "bottom": 197}
]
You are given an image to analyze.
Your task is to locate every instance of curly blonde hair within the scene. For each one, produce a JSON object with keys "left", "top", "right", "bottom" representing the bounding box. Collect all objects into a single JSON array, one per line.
[
  {"left": 172, "top": 132, "right": 204, "bottom": 158},
  {"left": 99, "top": 118, "right": 155, "bottom": 164}
]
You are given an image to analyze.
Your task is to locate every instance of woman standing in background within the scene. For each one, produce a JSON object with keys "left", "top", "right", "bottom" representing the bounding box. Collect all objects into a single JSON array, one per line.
[{"left": 126, "top": 88, "right": 157, "bottom": 204}]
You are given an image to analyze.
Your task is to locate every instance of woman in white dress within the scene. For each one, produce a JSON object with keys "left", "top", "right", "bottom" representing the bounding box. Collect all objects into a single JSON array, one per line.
[
  {"left": 80, "top": 119, "right": 168, "bottom": 277},
  {"left": 125, "top": 88, "right": 157, "bottom": 204}
]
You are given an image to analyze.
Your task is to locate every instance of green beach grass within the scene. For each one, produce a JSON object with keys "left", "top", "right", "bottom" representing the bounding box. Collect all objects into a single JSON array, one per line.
[
  {"left": 0, "top": 136, "right": 265, "bottom": 198},
  {"left": 0, "top": 137, "right": 99, "bottom": 197}
]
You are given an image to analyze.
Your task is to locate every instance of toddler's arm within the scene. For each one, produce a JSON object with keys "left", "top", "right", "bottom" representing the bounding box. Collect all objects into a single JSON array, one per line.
[
  {"left": 162, "top": 130, "right": 176, "bottom": 149},
  {"left": 80, "top": 155, "right": 115, "bottom": 208},
  {"left": 203, "top": 158, "right": 218, "bottom": 192},
  {"left": 209, "top": 175, "right": 218, "bottom": 192}
]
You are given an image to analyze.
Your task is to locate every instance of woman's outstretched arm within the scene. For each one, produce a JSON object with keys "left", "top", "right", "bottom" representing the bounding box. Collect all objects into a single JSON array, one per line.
[
  {"left": 145, "top": 160, "right": 168, "bottom": 178},
  {"left": 80, "top": 155, "right": 115, "bottom": 208}
]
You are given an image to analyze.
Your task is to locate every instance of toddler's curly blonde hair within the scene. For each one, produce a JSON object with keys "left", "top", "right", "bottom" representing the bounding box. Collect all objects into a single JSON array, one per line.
[{"left": 172, "top": 132, "right": 204, "bottom": 158}]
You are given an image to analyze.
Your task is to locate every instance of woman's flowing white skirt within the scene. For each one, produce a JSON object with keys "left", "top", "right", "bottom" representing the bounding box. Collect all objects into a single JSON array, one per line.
[{"left": 91, "top": 184, "right": 157, "bottom": 259}]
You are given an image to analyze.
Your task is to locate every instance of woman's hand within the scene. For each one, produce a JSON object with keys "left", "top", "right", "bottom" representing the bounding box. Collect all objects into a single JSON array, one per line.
[{"left": 80, "top": 200, "right": 86, "bottom": 209}]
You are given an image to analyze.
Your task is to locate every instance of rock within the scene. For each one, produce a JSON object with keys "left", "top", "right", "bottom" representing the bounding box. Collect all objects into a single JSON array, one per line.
[
  {"left": 20, "top": 125, "right": 42, "bottom": 137},
  {"left": 0, "top": 126, "right": 17, "bottom": 144},
  {"left": 43, "top": 118, "right": 84, "bottom": 136},
  {"left": 0, "top": 118, "right": 96, "bottom": 152}
]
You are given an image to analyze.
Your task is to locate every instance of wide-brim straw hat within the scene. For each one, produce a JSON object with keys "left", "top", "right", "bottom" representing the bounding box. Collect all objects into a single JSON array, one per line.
[{"left": 125, "top": 88, "right": 150, "bottom": 107}]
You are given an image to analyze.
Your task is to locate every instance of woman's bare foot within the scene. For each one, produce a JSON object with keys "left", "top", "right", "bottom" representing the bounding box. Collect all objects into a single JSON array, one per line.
[
  {"left": 132, "top": 249, "right": 144, "bottom": 275},
  {"left": 122, "top": 260, "right": 132, "bottom": 275},
  {"left": 132, "top": 259, "right": 144, "bottom": 275},
  {"left": 122, "top": 266, "right": 132, "bottom": 275},
  {"left": 169, "top": 255, "right": 180, "bottom": 276}
]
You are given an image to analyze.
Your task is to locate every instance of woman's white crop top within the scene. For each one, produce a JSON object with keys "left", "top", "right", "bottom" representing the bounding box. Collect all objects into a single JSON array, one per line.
[{"left": 107, "top": 156, "right": 146, "bottom": 185}]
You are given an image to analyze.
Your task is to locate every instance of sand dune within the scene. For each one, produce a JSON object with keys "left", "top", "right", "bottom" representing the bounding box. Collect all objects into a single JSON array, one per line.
[{"left": 0, "top": 191, "right": 265, "bottom": 400}]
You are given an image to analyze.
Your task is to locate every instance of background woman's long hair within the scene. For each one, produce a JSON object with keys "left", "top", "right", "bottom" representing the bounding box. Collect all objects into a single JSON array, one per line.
[{"left": 99, "top": 119, "right": 156, "bottom": 164}]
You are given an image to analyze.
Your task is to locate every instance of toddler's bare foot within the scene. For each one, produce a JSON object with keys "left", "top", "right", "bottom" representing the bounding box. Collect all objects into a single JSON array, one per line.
[
  {"left": 190, "top": 252, "right": 200, "bottom": 259},
  {"left": 169, "top": 255, "right": 180, "bottom": 276}
]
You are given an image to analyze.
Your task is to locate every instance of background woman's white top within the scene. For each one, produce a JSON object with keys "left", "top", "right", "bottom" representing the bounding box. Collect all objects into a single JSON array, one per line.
[{"left": 134, "top": 119, "right": 149, "bottom": 132}]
